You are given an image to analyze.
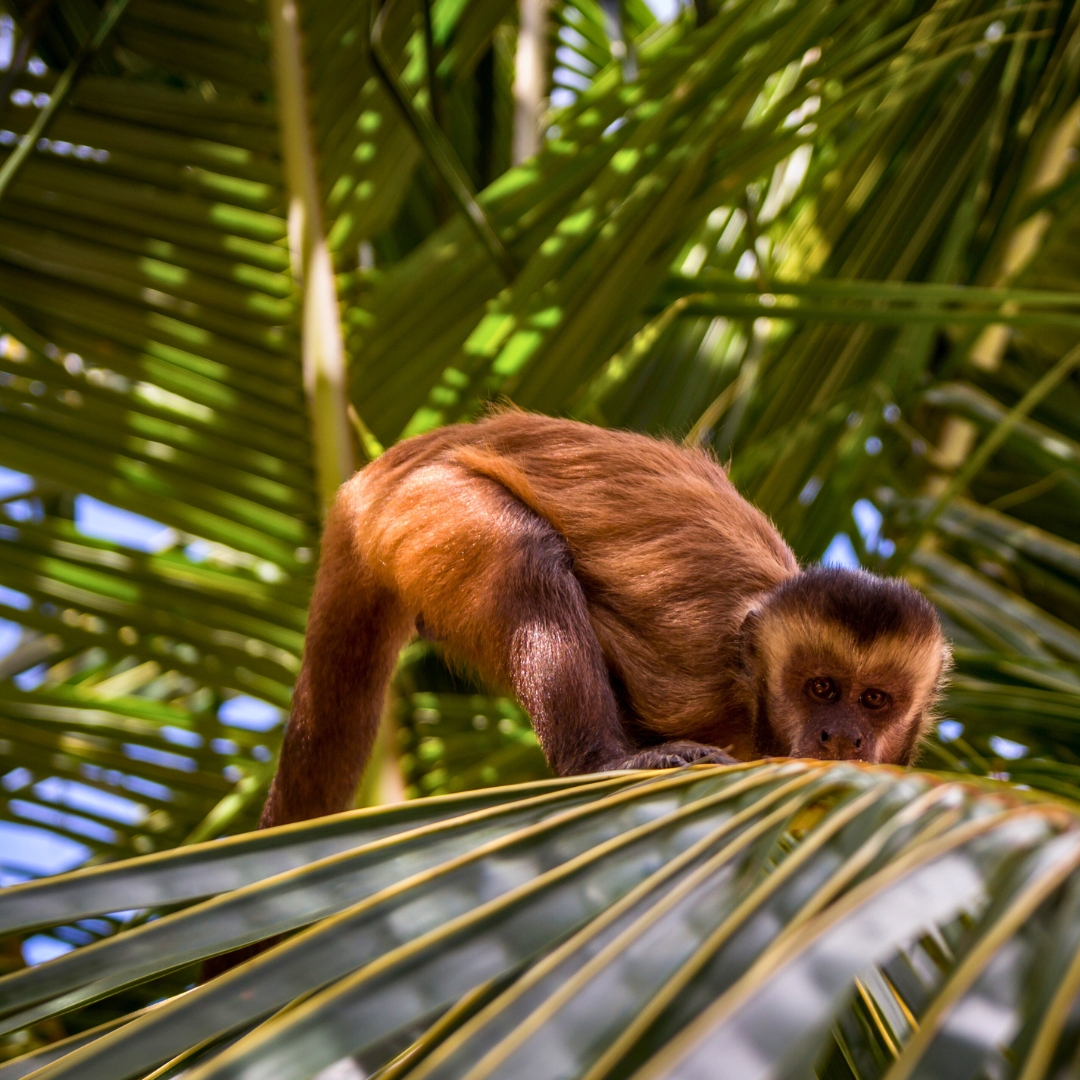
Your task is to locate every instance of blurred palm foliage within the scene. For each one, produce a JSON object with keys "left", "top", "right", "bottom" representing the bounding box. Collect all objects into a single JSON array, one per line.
[
  {"left": 0, "top": 0, "right": 1078, "bottom": 899},
  {"left": 2, "top": 763, "right": 1080, "bottom": 1079}
]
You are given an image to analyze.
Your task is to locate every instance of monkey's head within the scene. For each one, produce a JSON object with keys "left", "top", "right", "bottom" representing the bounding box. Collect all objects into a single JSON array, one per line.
[{"left": 741, "top": 567, "right": 951, "bottom": 766}]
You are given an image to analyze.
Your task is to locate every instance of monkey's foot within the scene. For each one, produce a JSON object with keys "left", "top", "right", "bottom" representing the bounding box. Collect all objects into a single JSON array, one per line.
[{"left": 617, "top": 741, "right": 737, "bottom": 770}]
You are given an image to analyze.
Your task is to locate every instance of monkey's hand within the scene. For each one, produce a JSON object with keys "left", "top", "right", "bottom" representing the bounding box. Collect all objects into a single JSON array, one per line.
[{"left": 616, "top": 741, "right": 737, "bottom": 770}]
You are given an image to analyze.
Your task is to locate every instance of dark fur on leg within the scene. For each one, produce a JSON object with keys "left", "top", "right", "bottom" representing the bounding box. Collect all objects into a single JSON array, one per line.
[{"left": 259, "top": 499, "right": 413, "bottom": 829}]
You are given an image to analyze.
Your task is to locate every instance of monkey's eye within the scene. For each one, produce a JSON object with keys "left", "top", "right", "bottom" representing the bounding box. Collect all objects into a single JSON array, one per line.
[
  {"left": 860, "top": 688, "right": 890, "bottom": 710},
  {"left": 807, "top": 677, "right": 840, "bottom": 702}
]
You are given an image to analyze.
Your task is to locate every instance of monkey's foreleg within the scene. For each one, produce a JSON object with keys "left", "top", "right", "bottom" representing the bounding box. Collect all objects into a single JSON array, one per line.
[
  {"left": 498, "top": 515, "right": 736, "bottom": 772},
  {"left": 511, "top": 604, "right": 735, "bottom": 770},
  {"left": 507, "top": 600, "right": 630, "bottom": 775},
  {"left": 616, "top": 743, "right": 737, "bottom": 769},
  {"left": 492, "top": 515, "right": 633, "bottom": 775}
]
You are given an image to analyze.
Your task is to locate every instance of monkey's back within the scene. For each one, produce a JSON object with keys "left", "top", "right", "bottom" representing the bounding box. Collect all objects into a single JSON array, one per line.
[{"left": 375, "top": 413, "right": 798, "bottom": 744}]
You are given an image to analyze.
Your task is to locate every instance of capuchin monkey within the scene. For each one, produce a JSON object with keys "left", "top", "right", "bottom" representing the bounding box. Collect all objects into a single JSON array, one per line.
[{"left": 261, "top": 411, "right": 950, "bottom": 829}]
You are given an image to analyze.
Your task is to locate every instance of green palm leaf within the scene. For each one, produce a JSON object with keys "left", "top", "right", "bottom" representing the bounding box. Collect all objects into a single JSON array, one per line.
[{"left": 0, "top": 765, "right": 1078, "bottom": 1078}]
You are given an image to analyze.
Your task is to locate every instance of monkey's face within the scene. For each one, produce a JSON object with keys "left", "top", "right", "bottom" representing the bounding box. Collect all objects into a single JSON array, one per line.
[
  {"left": 761, "top": 638, "right": 944, "bottom": 764},
  {"left": 745, "top": 569, "right": 951, "bottom": 767}
]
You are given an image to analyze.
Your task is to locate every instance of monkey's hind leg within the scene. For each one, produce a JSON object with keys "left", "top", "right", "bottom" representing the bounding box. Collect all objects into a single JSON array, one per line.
[{"left": 259, "top": 495, "right": 413, "bottom": 830}]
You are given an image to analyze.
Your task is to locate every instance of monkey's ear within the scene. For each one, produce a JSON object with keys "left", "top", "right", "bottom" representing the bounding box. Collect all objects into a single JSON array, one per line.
[
  {"left": 939, "top": 640, "right": 955, "bottom": 677},
  {"left": 897, "top": 722, "right": 927, "bottom": 766},
  {"left": 737, "top": 609, "right": 762, "bottom": 675},
  {"left": 897, "top": 711, "right": 936, "bottom": 766}
]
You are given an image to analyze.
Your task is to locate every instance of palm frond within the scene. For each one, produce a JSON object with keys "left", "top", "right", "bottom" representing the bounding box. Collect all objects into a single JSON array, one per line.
[{"left": 0, "top": 764, "right": 1078, "bottom": 1079}]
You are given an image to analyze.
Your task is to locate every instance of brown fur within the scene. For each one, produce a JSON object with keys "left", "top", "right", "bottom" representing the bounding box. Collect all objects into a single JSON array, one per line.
[{"left": 259, "top": 413, "right": 950, "bottom": 829}]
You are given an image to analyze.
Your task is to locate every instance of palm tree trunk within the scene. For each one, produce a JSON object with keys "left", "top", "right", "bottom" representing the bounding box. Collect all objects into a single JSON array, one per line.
[
  {"left": 268, "top": 0, "right": 354, "bottom": 513},
  {"left": 512, "top": 0, "right": 548, "bottom": 165}
]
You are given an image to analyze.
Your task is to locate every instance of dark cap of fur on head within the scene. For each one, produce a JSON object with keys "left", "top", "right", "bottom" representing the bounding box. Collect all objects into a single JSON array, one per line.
[{"left": 762, "top": 566, "right": 942, "bottom": 645}]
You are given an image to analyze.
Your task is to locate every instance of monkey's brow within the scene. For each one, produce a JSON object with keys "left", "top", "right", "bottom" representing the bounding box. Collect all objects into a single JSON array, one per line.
[{"left": 788, "top": 652, "right": 913, "bottom": 680}]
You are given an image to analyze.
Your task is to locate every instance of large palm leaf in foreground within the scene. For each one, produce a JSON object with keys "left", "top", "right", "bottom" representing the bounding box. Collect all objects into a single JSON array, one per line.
[{"left": 0, "top": 762, "right": 1078, "bottom": 1080}]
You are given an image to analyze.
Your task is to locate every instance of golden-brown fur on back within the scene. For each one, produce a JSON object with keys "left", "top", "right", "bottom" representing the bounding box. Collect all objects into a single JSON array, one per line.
[{"left": 443, "top": 413, "right": 799, "bottom": 747}]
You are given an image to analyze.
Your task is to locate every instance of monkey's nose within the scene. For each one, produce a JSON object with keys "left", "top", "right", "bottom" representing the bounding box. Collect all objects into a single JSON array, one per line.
[{"left": 819, "top": 730, "right": 862, "bottom": 757}]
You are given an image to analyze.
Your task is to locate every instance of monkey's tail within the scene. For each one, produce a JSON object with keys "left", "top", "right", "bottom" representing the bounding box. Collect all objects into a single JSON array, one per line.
[
  {"left": 453, "top": 444, "right": 571, "bottom": 538},
  {"left": 259, "top": 486, "right": 413, "bottom": 830}
]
